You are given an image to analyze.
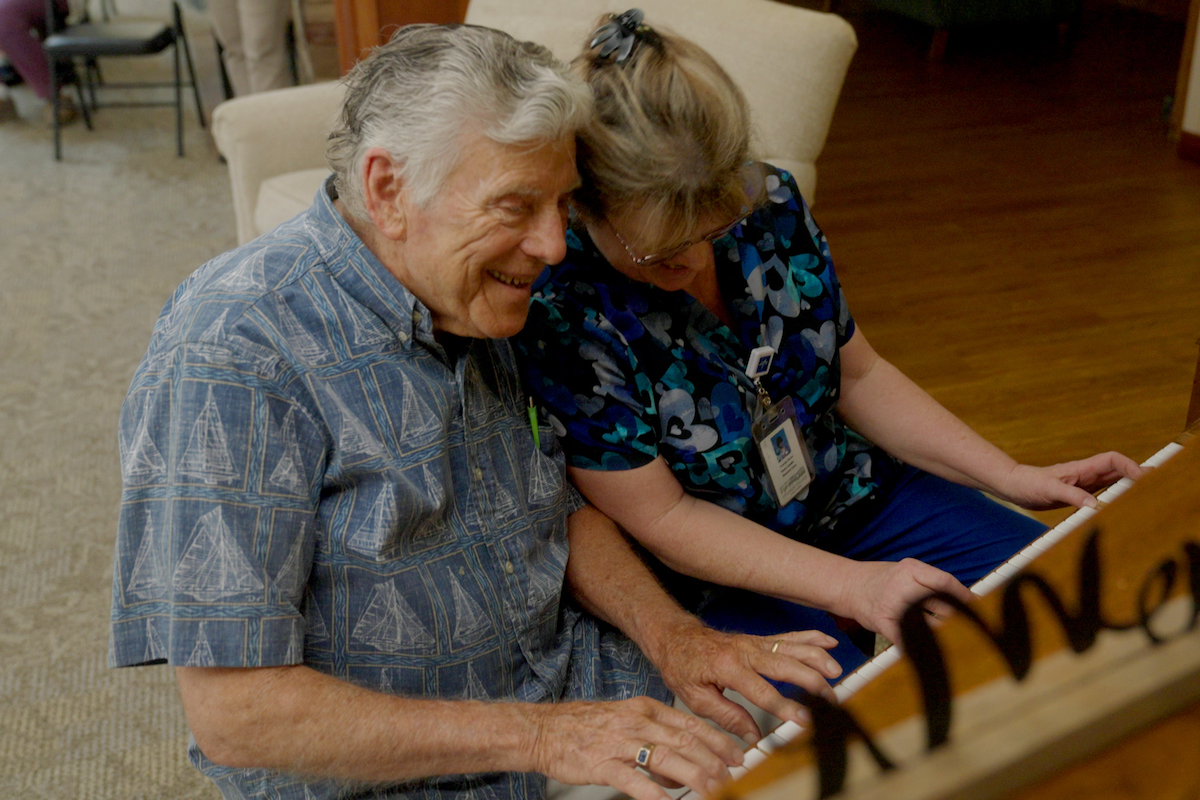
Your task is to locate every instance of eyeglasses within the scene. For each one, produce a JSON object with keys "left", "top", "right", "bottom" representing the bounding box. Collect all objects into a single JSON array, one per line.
[
  {"left": 608, "top": 214, "right": 747, "bottom": 267},
  {"left": 605, "top": 162, "right": 767, "bottom": 266}
]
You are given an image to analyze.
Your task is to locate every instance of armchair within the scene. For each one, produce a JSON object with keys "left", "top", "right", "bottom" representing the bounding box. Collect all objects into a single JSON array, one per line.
[{"left": 212, "top": 0, "right": 857, "bottom": 245}]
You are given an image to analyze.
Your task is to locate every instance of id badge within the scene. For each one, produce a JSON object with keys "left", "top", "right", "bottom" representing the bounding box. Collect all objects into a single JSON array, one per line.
[{"left": 752, "top": 396, "right": 815, "bottom": 506}]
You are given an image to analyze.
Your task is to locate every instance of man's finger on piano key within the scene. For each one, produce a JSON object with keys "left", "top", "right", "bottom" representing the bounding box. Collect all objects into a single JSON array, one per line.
[{"left": 722, "top": 670, "right": 820, "bottom": 729}]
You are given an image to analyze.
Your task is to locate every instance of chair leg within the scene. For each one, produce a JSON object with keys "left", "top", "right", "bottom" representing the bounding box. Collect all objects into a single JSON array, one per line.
[
  {"left": 74, "top": 71, "right": 93, "bottom": 130},
  {"left": 215, "top": 39, "right": 233, "bottom": 101},
  {"left": 47, "top": 53, "right": 62, "bottom": 160},
  {"left": 175, "top": 2, "right": 206, "bottom": 128},
  {"left": 174, "top": 40, "right": 183, "bottom": 156}
]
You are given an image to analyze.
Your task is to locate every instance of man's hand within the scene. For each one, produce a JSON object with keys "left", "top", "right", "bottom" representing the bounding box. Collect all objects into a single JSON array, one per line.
[
  {"left": 998, "top": 452, "right": 1143, "bottom": 511},
  {"left": 530, "top": 696, "right": 744, "bottom": 800},
  {"left": 841, "top": 558, "right": 976, "bottom": 644},
  {"left": 646, "top": 618, "right": 841, "bottom": 743}
]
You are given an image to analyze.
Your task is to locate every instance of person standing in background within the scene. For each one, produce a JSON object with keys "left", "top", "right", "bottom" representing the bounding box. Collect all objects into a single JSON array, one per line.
[
  {"left": 0, "top": 0, "right": 76, "bottom": 123},
  {"left": 207, "top": 0, "right": 292, "bottom": 95}
]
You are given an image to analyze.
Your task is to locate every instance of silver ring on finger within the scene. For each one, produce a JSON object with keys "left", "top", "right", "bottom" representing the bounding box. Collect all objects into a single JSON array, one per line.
[{"left": 635, "top": 742, "right": 656, "bottom": 767}]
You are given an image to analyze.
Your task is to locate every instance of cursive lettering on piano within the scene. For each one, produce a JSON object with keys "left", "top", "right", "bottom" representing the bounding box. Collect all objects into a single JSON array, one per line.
[{"left": 797, "top": 526, "right": 1200, "bottom": 799}]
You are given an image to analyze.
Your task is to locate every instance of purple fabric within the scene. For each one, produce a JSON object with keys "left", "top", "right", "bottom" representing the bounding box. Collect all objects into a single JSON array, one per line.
[{"left": 0, "top": 0, "right": 68, "bottom": 99}]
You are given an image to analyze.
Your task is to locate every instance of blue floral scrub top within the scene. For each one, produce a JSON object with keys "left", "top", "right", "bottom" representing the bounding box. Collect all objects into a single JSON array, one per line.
[{"left": 514, "top": 165, "right": 901, "bottom": 552}]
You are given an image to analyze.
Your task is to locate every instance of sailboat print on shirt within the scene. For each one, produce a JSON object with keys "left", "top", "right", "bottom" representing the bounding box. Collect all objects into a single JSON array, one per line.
[
  {"left": 178, "top": 386, "right": 239, "bottom": 485},
  {"left": 460, "top": 663, "right": 491, "bottom": 700},
  {"left": 143, "top": 618, "right": 167, "bottom": 662},
  {"left": 186, "top": 621, "right": 217, "bottom": 667},
  {"left": 351, "top": 580, "right": 435, "bottom": 652},
  {"left": 208, "top": 247, "right": 267, "bottom": 295},
  {"left": 265, "top": 406, "right": 308, "bottom": 495},
  {"left": 337, "top": 290, "right": 393, "bottom": 350},
  {"left": 319, "top": 381, "right": 386, "bottom": 465},
  {"left": 274, "top": 294, "right": 327, "bottom": 365},
  {"left": 448, "top": 574, "right": 492, "bottom": 644},
  {"left": 126, "top": 509, "right": 167, "bottom": 600},
  {"left": 122, "top": 393, "right": 167, "bottom": 485},
  {"left": 399, "top": 373, "right": 442, "bottom": 448},
  {"left": 303, "top": 592, "right": 330, "bottom": 642},
  {"left": 174, "top": 507, "right": 265, "bottom": 601},
  {"left": 347, "top": 482, "right": 398, "bottom": 554},
  {"left": 525, "top": 449, "right": 561, "bottom": 506}
]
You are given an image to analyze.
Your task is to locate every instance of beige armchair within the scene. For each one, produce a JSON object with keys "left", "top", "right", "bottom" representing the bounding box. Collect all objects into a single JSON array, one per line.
[{"left": 212, "top": 0, "right": 857, "bottom": 245}]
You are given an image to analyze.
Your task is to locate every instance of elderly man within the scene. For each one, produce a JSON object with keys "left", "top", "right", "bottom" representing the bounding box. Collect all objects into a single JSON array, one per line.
[{"left": 110, "top": 24, "right": 841, "bottom": 800}]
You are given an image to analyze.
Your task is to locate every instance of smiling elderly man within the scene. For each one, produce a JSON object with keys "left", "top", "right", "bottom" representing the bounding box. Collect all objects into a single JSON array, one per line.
[{"left": 109, "top": 23, "right": 841, "bottom": 800}]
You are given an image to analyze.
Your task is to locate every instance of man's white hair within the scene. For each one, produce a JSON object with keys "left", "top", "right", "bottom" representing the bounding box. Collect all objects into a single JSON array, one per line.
[{"left": 327, "top": 24, "right": 593, "bottom": 220}]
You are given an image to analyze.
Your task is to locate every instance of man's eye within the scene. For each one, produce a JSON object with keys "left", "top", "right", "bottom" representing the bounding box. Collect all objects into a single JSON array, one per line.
[{"left": 498, "top": 202, "right": 531, "bottom": 219}]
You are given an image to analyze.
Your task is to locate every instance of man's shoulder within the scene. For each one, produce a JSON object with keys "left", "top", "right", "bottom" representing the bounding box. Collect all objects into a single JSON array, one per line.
[{"left": 141, "top": 224, "right": 345, "bottom": 377}]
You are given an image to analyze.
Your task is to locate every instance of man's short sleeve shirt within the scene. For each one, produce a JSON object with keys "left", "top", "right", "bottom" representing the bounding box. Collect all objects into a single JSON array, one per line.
[{"left": 110, "top": 182, "right": 665, "bottom": 800}]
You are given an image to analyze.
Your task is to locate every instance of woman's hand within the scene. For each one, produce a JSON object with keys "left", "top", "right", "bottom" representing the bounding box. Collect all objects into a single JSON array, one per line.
[
  {"left": 839, "top": 559, "right": 976, "bottom": 644},
  {"left": 997, "top": 452, "right": 1144, "bottom": 511},
  {"left": 646, "top": 618, "right": 841, "bottom": 744},
  {"left": 529, "top": 696, "right": 743, "bottom": 800}
]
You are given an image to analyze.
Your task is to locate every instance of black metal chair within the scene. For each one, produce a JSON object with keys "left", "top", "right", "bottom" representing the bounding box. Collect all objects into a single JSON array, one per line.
[{"left": 42, "top": 0, "right": 205, "bottom": 160}]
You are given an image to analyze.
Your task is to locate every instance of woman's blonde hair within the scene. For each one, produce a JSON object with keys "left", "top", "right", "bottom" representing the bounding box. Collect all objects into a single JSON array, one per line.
[{"left": 572, "top": 15, "right": 757, "bottom": 248}]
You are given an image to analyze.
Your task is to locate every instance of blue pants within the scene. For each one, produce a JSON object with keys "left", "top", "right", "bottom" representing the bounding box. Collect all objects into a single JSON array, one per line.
[{"left": 698, "top": 467, "right": 1046, "bottom": 691}]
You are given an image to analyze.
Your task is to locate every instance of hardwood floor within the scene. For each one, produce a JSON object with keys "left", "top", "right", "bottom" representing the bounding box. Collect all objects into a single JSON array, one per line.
[{"left": 807, "top": 1, "right": 1200, "bottom": 522}]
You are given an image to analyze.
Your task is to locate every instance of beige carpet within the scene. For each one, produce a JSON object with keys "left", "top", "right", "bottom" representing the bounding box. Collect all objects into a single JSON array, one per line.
[{"left": 0, "top": 8, "right": 235, "bottom": 797}]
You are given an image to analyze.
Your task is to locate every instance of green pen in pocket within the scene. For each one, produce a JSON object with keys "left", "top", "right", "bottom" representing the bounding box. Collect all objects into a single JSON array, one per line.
[{"left": 527, "top": 396, "right": 540, "bottom": 450}]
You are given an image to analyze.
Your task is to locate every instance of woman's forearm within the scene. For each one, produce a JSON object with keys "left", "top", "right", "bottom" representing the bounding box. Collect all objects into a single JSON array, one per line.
[
  {"left": 836, "top": 330, "right": 1019, "bottom": 495},
  {"left": 568, "top": 463, "right": 864, "bottom": 615}
]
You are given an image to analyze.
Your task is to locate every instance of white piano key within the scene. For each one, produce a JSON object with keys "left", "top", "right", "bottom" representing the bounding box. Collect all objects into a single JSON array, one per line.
[
  {"left": 742, "top": 747, "right": 769, "bottom": 770},
  {"left": 854, "top": 657, "right": 888, "bottom": 684},
  {"left": 1051, "top": 513, "right": 1084, "bottom": 537},
  {"left": 1023, "top": 535, "right": 1053, "bottom": 553},
  {"left": 773, "top": 720, "right": 805, "bottom": 743},
  {"left": 834, "top": 673, "right": 867, "bottom": 701},
  {"left": 1002, "top": 548, "right": 1037, "bottom": 572},
  {"left": 992, "top": 560, "right": 1022, "bottom": 580},
  {"left": 1143, "top": 442, "right": 1183, "bottom": 468},
  {"left": 728, "top": 765, "right": 750, "bottom": 781},
  {"left": 1073, "top": 505, "right": 1099, "bottom": 522},
  {"left": 1096, "top": 483, "right": 1130, "bottom": 504},
  {"left": 872, "top": 646, "right": 901, "bottom": 671},
  {"left": 971, "top": 570, "right": 1007, "bottom": 596},
  {"left": 756, "top": 732, "right": 790, "bottom": 754}
]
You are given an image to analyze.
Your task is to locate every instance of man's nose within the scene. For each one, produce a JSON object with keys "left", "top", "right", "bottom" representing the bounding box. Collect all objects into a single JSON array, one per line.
[{"left": 523, "top": 204, "right": 569, "bottom": 265}]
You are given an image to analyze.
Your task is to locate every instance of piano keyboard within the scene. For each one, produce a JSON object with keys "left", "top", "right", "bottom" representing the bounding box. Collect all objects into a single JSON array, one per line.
[{"left": 686, "top": 440, "right": 1188, "bottom": 787}]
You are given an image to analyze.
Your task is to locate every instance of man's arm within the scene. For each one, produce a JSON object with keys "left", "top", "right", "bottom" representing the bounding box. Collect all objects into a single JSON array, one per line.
[
  {"left": 561, "top": 504, "right": 842, "bottom": 743},
  {"left": 175, "top": 661, "right": 741, "bottom": 800}
]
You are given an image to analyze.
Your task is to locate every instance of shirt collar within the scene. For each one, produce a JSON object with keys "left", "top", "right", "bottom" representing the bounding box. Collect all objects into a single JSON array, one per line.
[{"left": 304, "top": 177, "right": 436, "bottom": 348}]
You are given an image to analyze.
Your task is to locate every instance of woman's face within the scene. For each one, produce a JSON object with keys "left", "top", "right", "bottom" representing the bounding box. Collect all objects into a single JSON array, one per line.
[{"left": 590, "top": 208, "right": 735, "bottom": 294}]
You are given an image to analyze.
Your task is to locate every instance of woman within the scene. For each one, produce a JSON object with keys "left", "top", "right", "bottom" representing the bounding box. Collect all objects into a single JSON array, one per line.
[{"left": 513, "top": 10, "right": 1142, "bottom": 681}]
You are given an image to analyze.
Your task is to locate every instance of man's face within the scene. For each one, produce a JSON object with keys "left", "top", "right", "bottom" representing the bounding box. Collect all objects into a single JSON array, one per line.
[{"left": 398, "top": 133, "right": 579, "bottom": 339}]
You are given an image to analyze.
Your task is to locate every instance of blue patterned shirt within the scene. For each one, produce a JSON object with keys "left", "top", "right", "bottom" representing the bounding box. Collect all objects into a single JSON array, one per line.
[
  {"left": 514, "top": 166, "right": 901, "bottom": 563},
  {"left": 110, "top": 180, "right": 667, "bottom": 800}
]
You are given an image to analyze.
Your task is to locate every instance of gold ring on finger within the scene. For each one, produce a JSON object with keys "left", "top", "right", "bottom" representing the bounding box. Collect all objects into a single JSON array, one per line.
[
  {"left": 635, "top": 742, "right": 656, "bottom": 767},
  {"left": 771, "top": 640, "right": 783, "bottom": 654}
]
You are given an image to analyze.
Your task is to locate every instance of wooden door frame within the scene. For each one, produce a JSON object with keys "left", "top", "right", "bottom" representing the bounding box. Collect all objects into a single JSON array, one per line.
[{"left": 1173, "top": 0, "right": 1200, "bottom": 159}]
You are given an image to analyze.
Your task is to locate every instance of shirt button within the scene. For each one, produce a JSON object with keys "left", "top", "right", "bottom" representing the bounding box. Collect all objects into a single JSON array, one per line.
[
  {"left": 505, "top": 561, "right": 515, "bottom": 574},
  {"left": 474, "top": 467, "right": 483, "bottom": 480}
]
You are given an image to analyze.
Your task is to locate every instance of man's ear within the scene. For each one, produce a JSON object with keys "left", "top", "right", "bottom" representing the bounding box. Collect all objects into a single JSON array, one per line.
[{"left": 360, "top": 147, "right": 408, "bottom": 241}]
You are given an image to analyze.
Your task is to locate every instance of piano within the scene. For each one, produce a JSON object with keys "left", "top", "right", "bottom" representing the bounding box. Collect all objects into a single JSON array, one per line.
[{"left": 686, "top": 423, "right": 1200, "bottom": 800}]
